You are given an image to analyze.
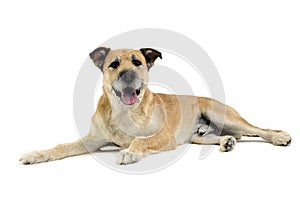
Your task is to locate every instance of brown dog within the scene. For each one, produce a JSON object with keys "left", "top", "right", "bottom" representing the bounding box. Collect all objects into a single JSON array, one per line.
[{"left": 20, "top": 47, "right": 291, "bottom": 165}]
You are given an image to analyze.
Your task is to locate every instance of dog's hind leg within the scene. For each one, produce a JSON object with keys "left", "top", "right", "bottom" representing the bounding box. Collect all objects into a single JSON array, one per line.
[
  {"left": 190, "top": 134, "right": 237, "bottom": 152},
  {"left": 199, "top": 97, "right": 291, "bottom": 146},
  {"left": 221, "top": 115, "right": 291, "bottom": 146}
]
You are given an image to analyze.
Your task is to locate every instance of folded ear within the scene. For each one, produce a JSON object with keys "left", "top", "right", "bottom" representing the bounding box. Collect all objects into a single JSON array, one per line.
[
  {"left": 89, "top": 47, "right": 110, "bottom": 71},
  {"left": 140, "top": 48, "right": 162, "bottom": 70}
]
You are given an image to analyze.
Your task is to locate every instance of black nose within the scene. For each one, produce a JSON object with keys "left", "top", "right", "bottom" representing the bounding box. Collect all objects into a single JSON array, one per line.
[{"left": 119, "top": 70, "right": 137, "bottom": 83}]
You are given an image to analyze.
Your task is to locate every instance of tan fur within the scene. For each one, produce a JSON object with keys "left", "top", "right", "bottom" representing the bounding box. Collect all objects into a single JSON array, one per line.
[{"left": 20, "top": 48, "right": 291, "bottom": 165}]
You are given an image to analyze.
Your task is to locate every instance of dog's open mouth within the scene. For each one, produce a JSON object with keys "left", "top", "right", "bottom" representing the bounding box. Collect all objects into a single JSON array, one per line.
[{"left": 113, "top": 86, "right": 141, "bottom": 105}]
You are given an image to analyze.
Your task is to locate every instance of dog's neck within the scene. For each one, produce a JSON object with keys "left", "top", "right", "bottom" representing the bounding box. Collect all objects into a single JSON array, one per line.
[{"left": 99, "top": 87, "right": 153, "bottom": 134}]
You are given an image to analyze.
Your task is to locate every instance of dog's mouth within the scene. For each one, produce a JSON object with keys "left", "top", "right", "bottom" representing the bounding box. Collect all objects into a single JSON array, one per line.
[{"left": 113, "top": 86, "right": 142, "bottom": 105}]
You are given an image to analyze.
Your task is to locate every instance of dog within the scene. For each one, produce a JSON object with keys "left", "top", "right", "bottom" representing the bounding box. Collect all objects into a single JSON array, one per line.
[{"left": 20, "top": 47, "right": 292, "bottom": 165}]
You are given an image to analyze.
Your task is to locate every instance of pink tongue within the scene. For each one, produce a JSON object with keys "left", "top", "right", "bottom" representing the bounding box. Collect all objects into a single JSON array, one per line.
[{"left": 121, "top": 93, "right": 138, "bottom": 105}]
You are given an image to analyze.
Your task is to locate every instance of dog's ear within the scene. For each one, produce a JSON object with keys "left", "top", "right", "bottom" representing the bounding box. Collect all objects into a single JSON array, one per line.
[
  {"left": 89, "top": 47, "right": 111, "bottom": 72},
  {"left": 140, "top": 48, "right": 162, "bottom": 70}
]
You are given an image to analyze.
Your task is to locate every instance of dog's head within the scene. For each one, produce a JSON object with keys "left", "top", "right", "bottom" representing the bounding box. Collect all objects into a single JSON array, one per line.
[{"left": 89, "top": 47, "right": 162, "bottom": 105}]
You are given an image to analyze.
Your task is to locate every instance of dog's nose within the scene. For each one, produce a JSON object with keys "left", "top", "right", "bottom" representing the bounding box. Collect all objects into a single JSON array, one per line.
[{"left": 119, "top": 70, "right": 137, "bottom": 83}]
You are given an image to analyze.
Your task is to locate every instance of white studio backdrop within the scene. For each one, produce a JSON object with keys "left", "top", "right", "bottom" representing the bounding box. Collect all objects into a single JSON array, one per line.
[{"left": 0, "top": 0, "right": 299, "bottom": 200}]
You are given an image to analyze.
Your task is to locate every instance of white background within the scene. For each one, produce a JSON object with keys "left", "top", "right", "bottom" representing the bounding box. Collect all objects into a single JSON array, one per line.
[{"left": 1, "top": 0, "right": 299, "bottom": 199}]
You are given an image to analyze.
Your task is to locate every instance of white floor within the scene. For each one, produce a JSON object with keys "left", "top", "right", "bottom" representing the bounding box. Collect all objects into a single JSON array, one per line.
[{"left": 10, "top": 137, "right": 299, "bottom": 200}]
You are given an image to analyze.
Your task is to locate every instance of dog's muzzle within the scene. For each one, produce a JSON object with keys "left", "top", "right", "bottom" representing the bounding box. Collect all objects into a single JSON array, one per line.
[
  {"left": 113, "top": 70, "right": 143, "bottom": 105},
  {"left": 113, "top": 86, "right": 142, "bottom": 105}
]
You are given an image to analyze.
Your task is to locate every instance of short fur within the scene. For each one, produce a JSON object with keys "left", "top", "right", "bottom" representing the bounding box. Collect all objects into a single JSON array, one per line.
[{"left": 20, "top": 48, "right": 291, "bottom": 165}]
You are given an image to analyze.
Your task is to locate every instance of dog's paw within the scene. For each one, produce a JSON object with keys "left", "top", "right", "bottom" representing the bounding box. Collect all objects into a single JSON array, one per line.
[
  {"left": 19, "top": 151, "right": 50, "bottom": 165},
  {"left": 116, "top": 149, "right": 143, "bottom": 165},
  {"left": 219, "top": 136, "right": 236, "bottom": 152},
  {"left": 270, "top": 131, "right": 291, "bottom": 146}
]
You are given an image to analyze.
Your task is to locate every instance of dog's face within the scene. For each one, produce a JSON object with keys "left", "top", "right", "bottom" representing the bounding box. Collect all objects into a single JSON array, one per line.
[{"left": 90, "top": 47, "right": 161, "bottom": 105}]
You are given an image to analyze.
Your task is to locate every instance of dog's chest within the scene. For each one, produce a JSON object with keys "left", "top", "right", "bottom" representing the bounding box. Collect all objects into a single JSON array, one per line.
[{"left": 110, "top": 106, "right": 164, "bottom": 137}]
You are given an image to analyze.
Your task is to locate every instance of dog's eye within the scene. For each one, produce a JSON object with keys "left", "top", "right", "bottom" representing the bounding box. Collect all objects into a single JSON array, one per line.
[
  {"left": 132, "top": 59, "right": 142, "bottom": 67},
  {"left": 109, "top": 61, "right": 120, "bottom": 69}
]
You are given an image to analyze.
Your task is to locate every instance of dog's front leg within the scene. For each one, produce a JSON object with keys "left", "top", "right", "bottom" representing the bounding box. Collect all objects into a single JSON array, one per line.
[
  {"left": 117, "top": 126, "right": 176, "bottom": 165},
  {"left": 20, "top": 133, "right": 107, "bottom": 165}
]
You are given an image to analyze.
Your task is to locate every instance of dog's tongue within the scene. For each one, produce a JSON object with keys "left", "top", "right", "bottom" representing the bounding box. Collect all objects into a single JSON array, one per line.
[{"left": 121, "top": 88, "right": 138, "bottom": 105}]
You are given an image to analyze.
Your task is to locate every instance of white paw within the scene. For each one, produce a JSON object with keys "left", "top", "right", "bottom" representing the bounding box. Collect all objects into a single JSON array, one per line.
[
  {"left": 219, "top": 136, "right": 236, "bottom": 152},
  {"left": 19, "top": 151, "right": 50, "bottom": 165},
  {"left": 271, "top": 131, "right": 291, "bottom": 146},
  {"left": 116, "top": 149, "right": 143, "bottom": 165}
]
